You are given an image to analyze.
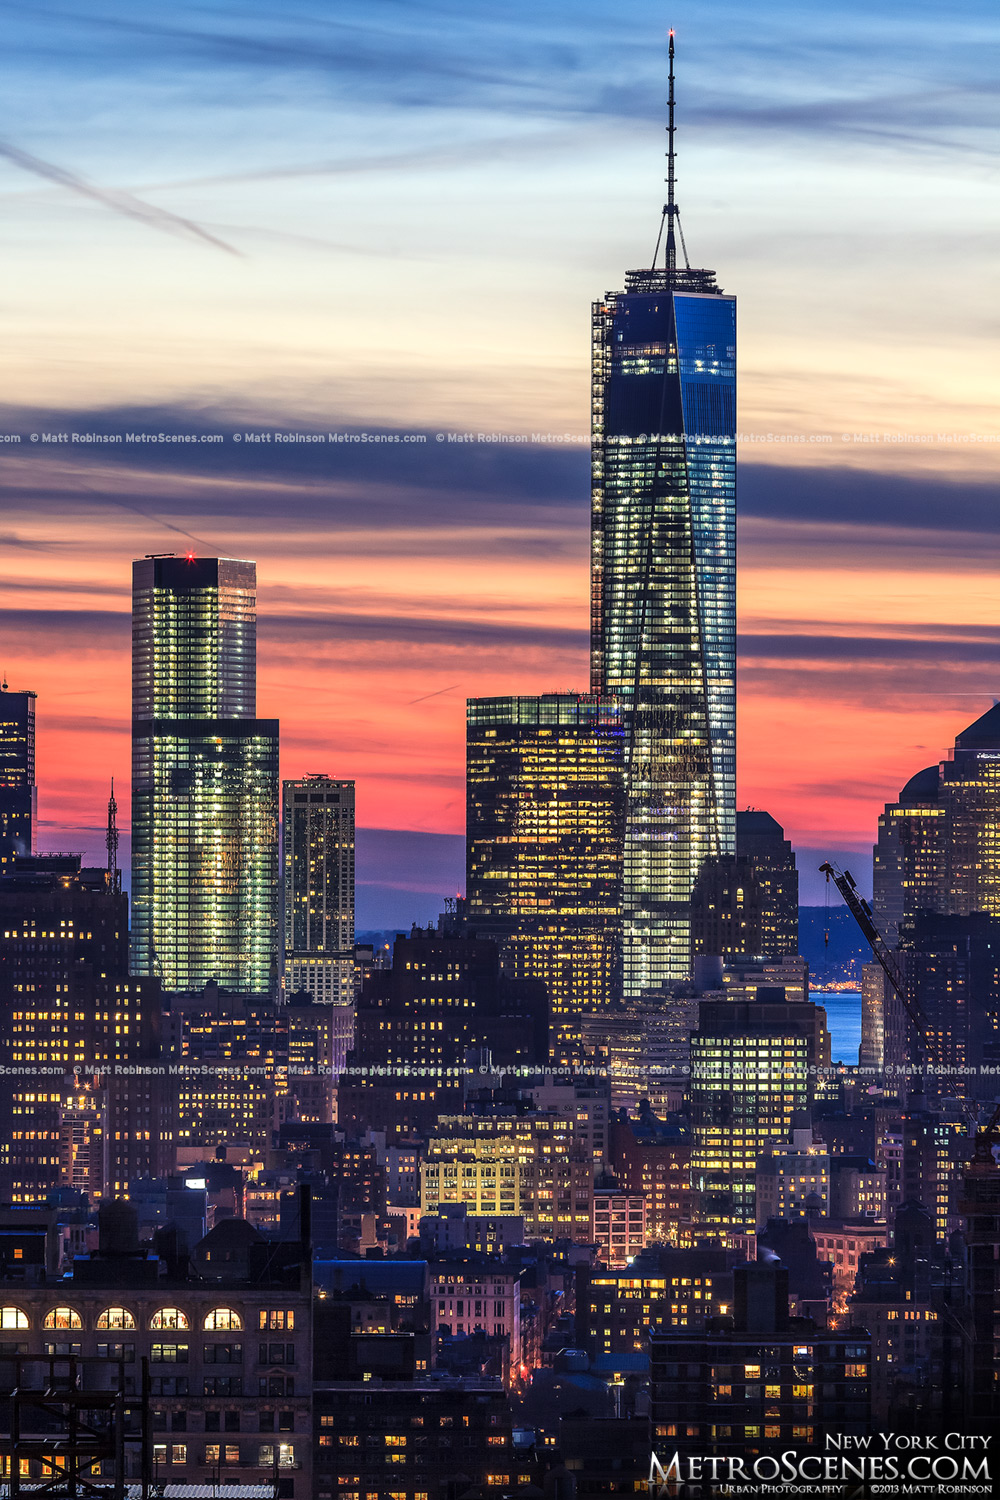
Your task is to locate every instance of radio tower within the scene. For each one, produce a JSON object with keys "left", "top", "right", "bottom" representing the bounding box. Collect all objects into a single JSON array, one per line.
[{"left": 106, "top": 778, "right": 121, "bottom": 894}]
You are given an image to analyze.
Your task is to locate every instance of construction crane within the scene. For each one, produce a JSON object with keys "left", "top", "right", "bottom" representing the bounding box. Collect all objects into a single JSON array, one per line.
[
  {"left": 819, "top": 861, "right": 926, "bottom": 1064},
  {"left": 820, "top": 861, "right": 1000, "bottom": 1150}
]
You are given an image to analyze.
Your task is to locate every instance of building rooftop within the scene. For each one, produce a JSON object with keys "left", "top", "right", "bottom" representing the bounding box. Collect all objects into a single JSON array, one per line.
[{"left": 954, "top": 701, "right": 1000, "bottom": 750}]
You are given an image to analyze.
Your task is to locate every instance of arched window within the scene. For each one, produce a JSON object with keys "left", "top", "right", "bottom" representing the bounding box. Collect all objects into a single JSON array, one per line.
[
  {"left": 204, "top": 1308, "right": 242, "bottom": 1331},
  {"left": 96, "top": 1307, "right": 136, "bottom": 1331},
  {"left": 43, "top": 1308, "right": 83, "bottom": 1330},
  {"left": 0, "top": 1307, "right": 29, "bottom": 1329},
  {"left": 150, "top": 1307, "right": 189, "bottom": 1331}
]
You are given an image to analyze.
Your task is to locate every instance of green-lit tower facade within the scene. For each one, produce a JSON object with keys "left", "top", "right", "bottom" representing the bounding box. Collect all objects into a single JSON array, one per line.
[{"left": 131, "top": 555, "right": 279, "bottom": 993}]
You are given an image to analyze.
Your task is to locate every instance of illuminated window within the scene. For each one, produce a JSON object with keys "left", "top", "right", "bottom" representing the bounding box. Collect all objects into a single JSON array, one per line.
[
  {"left": 0, "top": 1308, "right": 28, "bottom": 1329},
  {"left": 204, "top": 1308, "right": 243, "bottom": 1331},
  {"left": 259, "top": 1310, "right": 295, "bottom": 1331},
  {"left": 96, "top": 1307, "right": 136, "bottom": 1331},
  {"left": 43, "top": 1308, "right": 83, "bottom": 1330},
  {"left": 150, "top": 1308, "right": 189, "bottom": 1331}
]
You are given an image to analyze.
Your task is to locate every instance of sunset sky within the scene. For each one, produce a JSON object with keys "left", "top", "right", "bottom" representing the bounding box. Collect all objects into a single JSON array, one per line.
[{"left": 1, "top": 0, "right": 998, "bottom": 923}]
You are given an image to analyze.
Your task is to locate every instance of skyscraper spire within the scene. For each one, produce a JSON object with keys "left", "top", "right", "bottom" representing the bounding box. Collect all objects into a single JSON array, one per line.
[{"left": 665, "top": 29, "right": 677, "bottom": 277}]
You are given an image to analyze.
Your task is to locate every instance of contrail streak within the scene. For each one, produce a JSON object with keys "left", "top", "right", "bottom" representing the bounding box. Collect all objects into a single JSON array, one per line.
[
  {"left": 407, "top": 684, "right": 460, "bottom": 705},
  {"left": 0, "top": 139, "right": 241, "bottom": 256}
]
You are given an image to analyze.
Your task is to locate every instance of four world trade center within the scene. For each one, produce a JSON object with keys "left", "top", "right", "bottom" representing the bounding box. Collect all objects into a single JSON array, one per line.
[{"left": 590, "top": 32, "right": 737, "bottom": 992}]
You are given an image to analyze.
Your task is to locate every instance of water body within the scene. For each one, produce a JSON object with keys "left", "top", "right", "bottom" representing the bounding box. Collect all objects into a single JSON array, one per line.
[{"left": 814, "top": 988, "right": 862, "bottom": 1065}]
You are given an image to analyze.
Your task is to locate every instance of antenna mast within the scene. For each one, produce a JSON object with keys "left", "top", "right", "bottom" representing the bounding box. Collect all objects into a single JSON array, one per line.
[
  {"left": 665, "top": 29, "right": 677, "bottom": 278},
  {"left": 106, "top": 778, "right": 120, "bottom": 894}
]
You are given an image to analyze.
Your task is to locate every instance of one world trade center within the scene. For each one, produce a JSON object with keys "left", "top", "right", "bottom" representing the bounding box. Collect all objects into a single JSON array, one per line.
[{"left": 591, "top": 33, "right": 736, "bottom": 992}]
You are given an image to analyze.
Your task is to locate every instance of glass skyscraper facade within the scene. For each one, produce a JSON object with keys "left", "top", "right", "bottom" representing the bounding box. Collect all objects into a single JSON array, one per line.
[
  {"left": 466, "top": 693, "right": 624, "bottom": 1057},
  {"left": 0, "top": 685, "right": 37, "bottom": 871},
  {"left": 283, "top": 774, "right": 356, "bottom": 1010},
  {"left": 591, "top": 264, "right": 736, "bottom": 991},
  {"left": 131, "top": 556, "right": 279, "bottom": 993},
  {"left": 874, "top": 702, "right": 1000, "bottom": 942}
]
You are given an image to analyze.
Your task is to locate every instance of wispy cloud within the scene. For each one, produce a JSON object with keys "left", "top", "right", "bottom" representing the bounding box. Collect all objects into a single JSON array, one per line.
[{"left": 0, "top": 139, "right": 241, "bottom": 254}]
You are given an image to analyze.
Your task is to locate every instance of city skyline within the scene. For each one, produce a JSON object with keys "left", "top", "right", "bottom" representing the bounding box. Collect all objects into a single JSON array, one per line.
[
  {"left": 0, "top": 5, "right": 999, "bottom": 1476},
  {"left": 0, "top": 3, "right": 997, "bottom": 924}
]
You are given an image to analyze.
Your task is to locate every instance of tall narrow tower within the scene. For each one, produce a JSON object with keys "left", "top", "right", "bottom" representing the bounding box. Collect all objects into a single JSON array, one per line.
[
  {"left": 0, "top": 683, "right": 37, "bottom": 870},
  {"left": 283, "top": 774, "right": 356, "bottom": 1006},
  {"left": 591, "top": 33, "right": 736, "bottom": 991},
  {"left": 131, "top": 555, "right": 279, "bottom": 993}
]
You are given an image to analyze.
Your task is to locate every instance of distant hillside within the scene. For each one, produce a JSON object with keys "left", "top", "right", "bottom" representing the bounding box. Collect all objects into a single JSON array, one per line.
[{"left": 799, "top": 907, "right": 869, "bottom": 986}]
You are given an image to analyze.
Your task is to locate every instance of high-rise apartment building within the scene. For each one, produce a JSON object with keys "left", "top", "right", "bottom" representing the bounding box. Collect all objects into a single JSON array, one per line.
[
  {"left": 591, "top": 41, "right": 736, "bottom": 991},
  {"left": 466, "top": 694, "right": 624, "bottom": 1056},
  {"left": 0, "top": 684, "right": 36, "bottom": 870},
  {"left": 283, "top": 776, "right": 355, "bottom": 1009},
  {"left": 131, "top": 556, "right": 279, "bottom": 993},
  {"left": 691, "top": 809, "right": 799, "bottom": 962}
]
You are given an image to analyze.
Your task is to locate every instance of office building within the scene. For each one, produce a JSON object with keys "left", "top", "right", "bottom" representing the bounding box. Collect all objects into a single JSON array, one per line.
[
  {"left": 421, "top": 1083, "right": 611, "bottom": 1244},
  {"left": 590, "top": 41, "right": 736, "bottom": 991},
  {"left": 0, "top": 684, "right": 36, "bottom": 870},
  {"left": 283, "top": 776, "right": 355, "bottom": 1013},
  {"left": 873, "top": 766, "right": 948, "bottom": 947},
  {"left": 692, "top": 810, "right": 798, "bottom": 962},
  {"left": 466, "top": 693, "right": 624, "bottom": 1058},
  {"left": 860, "top": 961, "right": 887, "bottom": 1072},
  {"left": 874, "top": 702, "right": 1000, "bottom": 945},
  {"left": 893, "top": 912, "right": 1000, "bottom": 1094},
  {"left": 0, "top": 855, "right": 171, "bottom": 1201},
  {"left": 581, "top": 994, "right": 699, "bottom": 1113},
  {"left": 689, "top": 996, "right": 830, "bottom": 1236},
  {"left": 131, "top": 555, "right": 279, "bottom": 994}
]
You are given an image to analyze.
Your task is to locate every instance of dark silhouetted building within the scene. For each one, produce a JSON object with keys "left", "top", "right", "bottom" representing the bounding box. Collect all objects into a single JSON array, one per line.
[
  {"left": 692, "top": 809, "right": 798, "bottom": 962},
  {"left": 338, "top": 933, "right": 547, "bottom": 1139},
  {"left": 894, "top": 913, "right": 1000, "bottom": 1093},
  {"left": 0, "top": 684, "right": 36, "bottom": 871},
  {"left": 958, "top": 1132, "right": 1000, "bottom": 1432},
  {"left": 649, "top": 1260, "right": 871, "bottom": 1456},
  {"left": 0, "top": 855, "right": 170, "bottom": 1201}
]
